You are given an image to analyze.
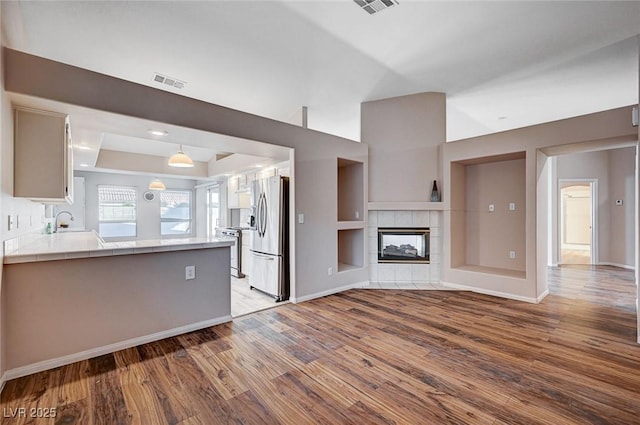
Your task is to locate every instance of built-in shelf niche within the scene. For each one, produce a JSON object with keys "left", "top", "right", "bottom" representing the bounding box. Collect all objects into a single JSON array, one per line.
[
  {"left": 450, "top": 151, "right": 526, "bottom": 277},
  {"left": 338, "top": 228, "right": 364, "bottom": 272},
  {"left": 337, "top": 157, "right": 365, "bottom": 273},
  {"left": 337, "top": 158, "right": 364, "bottom": 222}
]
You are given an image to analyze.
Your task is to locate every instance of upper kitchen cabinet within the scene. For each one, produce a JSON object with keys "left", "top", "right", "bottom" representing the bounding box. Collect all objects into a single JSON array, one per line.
[
  {"left": 227, "top": 175, "right": 250, "bottom": 209},
  {"left": 14, "top": 107, "right": 74, "bottom": 204}
]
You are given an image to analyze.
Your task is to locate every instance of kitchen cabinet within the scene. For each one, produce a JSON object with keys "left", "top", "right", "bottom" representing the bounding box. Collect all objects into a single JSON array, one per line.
[
  {"left": 14, "top": 107, "right": 73, "bottom": 204},
  {"left": 227, "top": 175, "right": 250, "bottom": 209},
  {"left": 241, "top": 229, "right": 252, "bottom": 277}
]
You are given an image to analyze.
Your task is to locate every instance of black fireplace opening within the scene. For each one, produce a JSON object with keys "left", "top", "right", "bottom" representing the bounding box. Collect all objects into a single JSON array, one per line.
[{"left": 378, "top": 228, "right": 430, "bottom": 263}]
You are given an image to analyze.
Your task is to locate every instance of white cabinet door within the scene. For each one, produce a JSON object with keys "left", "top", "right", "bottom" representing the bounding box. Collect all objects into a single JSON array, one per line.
[
  {"left": 14, "top": 107, "right": 73, "bottom": 204},
  {"left": 227, "top": 176, "right": 239, "bottom": 209}
]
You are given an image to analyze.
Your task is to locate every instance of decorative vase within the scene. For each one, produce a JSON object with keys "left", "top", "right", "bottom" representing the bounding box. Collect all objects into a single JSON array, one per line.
[{"left": 430, "top": 180, "right": 440, "bottom": 202}]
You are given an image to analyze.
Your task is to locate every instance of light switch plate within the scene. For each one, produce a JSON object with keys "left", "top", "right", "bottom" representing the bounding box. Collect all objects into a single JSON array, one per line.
[
  {"left": 298, "top": 213, "right": 305, "bottom": 224},
  {"left": 7, "top": 215, "right": 14, "bottom": 231},
  {"left": 509, "top": 203, "right": 516, "bottom": 211},
  {"left": 489, "top": 204, "right": 495, "bottom": 212}
]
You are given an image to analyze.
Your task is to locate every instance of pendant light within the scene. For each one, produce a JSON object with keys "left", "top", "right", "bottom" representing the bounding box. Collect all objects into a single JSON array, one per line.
[
  {"left": 168, "top": 144, "right": 194, "bottom": 168},
  {"left": 148, "top": 178, "right": 166, "bottom": 191}
]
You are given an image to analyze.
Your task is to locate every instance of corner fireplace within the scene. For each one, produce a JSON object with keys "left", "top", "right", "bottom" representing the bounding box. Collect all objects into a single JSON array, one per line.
[{"left": 378, "top": 228, "right": 430, "bottom": 263}]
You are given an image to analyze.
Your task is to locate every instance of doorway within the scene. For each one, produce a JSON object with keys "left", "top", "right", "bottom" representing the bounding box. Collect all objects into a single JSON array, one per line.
[{"left": 559, "top": 180, "right": 596, "bottom": 265}]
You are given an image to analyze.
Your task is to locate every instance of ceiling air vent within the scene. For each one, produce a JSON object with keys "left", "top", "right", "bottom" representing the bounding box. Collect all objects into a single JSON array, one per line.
[
  {"left": 152, "top": 72, "right": 186, "bottom": 89},
  {"left": 354, "top": 0, "right": 398, "bottom": 15}
]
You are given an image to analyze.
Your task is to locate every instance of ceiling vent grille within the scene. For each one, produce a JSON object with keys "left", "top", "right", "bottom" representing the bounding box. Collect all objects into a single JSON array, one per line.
[
  {"left": 152, "top": 72, "right": 186, "bottom": 89},
  {"left": 354, "top": 0, "right": 398, "bottom": 15}
]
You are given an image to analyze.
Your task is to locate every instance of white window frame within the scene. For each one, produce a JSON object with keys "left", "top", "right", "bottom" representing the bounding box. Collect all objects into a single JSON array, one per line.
[
  {"left": 98, "top": 185, "right": 137, "bottom": 239},
  {"left": 160, "top": 189, "right": 193, "bottom": 237}
]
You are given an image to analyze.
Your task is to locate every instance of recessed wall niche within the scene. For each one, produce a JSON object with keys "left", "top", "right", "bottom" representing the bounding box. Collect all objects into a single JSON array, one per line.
[
  {"left": 337, "top": 158, "right": 364, "bottom": 222},
  {"left": 337, "top": 157, "right": 365, "bottom": 273},
  {"left": 450, "top": 152, "right": 526, "bottom": 278}
]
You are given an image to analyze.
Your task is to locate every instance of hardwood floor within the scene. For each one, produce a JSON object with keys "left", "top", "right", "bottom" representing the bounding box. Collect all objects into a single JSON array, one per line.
[
  {"left": 560, "top": 248, "right": 591, "bottom": 265},
  {"left": 1, "top": 266, "right": 638, "bottom": 424}
]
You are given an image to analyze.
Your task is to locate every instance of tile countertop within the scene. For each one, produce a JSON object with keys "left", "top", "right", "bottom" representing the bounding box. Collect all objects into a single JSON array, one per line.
[{"left": 3, "top": 230, "right": 235, "bottom": 264}]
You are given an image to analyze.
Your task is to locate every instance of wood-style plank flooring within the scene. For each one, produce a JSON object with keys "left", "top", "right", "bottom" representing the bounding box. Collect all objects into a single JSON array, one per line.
[
  {"left": 560, "top": 248, "right": 591, "bottom": 265},
  {"left": 1, "top": 266, "right": 638, "bottom": 424}
]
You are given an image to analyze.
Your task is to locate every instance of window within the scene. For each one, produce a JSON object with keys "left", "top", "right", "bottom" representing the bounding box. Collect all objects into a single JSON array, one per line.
[
  {"left": 98, "top": 185, "right": 137, "bottom": 238},
  {"left": 160, "top": 190, "right": 192, "bottom": 236}
]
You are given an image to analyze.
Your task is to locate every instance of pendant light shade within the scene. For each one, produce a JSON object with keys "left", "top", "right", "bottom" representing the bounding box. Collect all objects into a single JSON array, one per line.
[
  {"left": 149, "top": 178, "right": 166, "bottom": 191},
  {"left": 168, "top": 145, "right": 194, "bottom": 168}
]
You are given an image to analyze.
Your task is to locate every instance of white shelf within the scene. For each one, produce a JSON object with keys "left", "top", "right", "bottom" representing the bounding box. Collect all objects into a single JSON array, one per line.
[
  {"left": 337, "top": 262, "right": 363, "bottom": 273},
  {"left": 368, "top": 202, "right": 444, "bottom": 211},
  {"left": 337, "top": 220, "right": 365, "bottom": 230}
]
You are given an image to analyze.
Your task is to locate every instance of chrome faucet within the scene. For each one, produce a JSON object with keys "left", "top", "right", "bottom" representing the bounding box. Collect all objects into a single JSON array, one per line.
[{"left": 53, "top": 210, "right": 74, "bottom": 233}]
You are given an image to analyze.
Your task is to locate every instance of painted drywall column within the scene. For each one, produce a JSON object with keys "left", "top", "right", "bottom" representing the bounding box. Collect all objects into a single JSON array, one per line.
[
  {"left": 608, "top": 148, "right": 636, "bottom": 267},
  {"left": 637, "top": 34, "right": 639, "bottom": 345},
  {"left": 536, "top": 150, "right": 550, "bottom": 298},
  {"left": 362, "top": 92, "right": 445, "bottom": 202}
]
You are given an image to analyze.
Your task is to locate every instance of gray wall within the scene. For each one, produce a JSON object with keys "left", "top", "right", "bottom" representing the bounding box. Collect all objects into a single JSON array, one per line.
[
  {"left": 4, "top": 247, "right": 230, "bottom": 371},
  {"left": 554, "top": 147, "right": 635, "bottom": 267},
  {"left": 75, "top": 171, "right": 197, "bottom": 241},
  {"left": 465, "top": 158, "right": 526, "bottom": 271},
  {"left": 362, "top": 92, "right": 445, "bottom": 202}
]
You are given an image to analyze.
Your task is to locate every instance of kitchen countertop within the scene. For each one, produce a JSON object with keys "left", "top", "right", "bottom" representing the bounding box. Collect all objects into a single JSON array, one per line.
[{"left": 3, "top": 230, "right": 235, "bottom": 264}]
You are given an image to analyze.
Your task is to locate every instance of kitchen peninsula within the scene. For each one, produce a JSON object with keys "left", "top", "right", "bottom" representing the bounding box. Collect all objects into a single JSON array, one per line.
[{"left": 2, "top": 231, "right": 234, "bottom": 379}]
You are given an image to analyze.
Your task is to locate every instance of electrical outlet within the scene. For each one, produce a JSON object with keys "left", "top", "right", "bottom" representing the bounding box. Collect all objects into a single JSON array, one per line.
[
  {"left": 355, "top": 211, "right": 360, "bottom": 220},
  {"left": 509, "top": 202, "right": 516, "bottom": 211},
  {"left": 489, "top": 204, "right": 495, "bottom": 212},
  {"left": 328, "top": 267, "right": 333, "bottom": 276},
  {"left": 298, "top": 213, "right": 305, "bottom": 224},
  {"left": 509, "top": 251, "right": 516, "bottom": 259},
  {"left": 185, "top": 265, "right": 196, "bottom": 280}
]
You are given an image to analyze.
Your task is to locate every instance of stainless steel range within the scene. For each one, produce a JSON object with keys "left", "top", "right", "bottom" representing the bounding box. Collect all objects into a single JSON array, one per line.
[{"left": 217, "top": 227, "right": 245, "bottom": 278}]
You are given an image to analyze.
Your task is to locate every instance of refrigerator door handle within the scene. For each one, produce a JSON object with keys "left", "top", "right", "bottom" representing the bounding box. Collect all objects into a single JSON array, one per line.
[
  {"left": 259, "top": 193, "right": 267, "bottom": 237},
  {"left": 256, "top": 193, "right": 263, "bottom": 237},
  {"left": 252, "top": 252, "right": 275, "bottom": 260}
]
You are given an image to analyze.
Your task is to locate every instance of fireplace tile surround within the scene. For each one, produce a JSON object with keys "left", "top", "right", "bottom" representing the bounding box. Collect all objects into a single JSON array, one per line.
[{"left": 367, "top": 210, "right": 445, "bottom": 290}]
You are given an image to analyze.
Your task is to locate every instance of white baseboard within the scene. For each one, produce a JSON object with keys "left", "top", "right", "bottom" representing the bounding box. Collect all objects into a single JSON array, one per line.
[
  {"left": 598, "top": 262, "right": 635, "bottom": 271},
  {"left": 291, "top": 281, "right": 368, "bottom": 303},
  {"left": 536, "top": 289, "right": 550, "bottom": 303},
  {"left": 3, "top": 315, "right": 232, "bottom": 381},
  {"left": 440, "top": 280, "right": 541, "bottom": 304}
]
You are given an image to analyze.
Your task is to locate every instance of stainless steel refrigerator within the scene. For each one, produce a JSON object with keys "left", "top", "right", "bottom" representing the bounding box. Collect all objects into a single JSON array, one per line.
[{"left": 249, "top": 175, "right": 289, "bottom": 301}]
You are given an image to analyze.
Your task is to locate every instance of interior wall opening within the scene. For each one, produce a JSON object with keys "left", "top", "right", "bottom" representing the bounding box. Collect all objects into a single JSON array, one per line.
[{"left": 559, "top": 181, "right": 595, "bottom": 265}]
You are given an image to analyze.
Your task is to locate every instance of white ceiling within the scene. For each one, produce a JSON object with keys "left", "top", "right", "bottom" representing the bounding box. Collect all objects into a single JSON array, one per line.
[{"left": 2, "top": 1, "right": 639, "bottom": 148}]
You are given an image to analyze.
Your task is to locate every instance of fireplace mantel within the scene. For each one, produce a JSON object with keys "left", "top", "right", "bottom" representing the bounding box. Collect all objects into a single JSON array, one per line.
[{"left": 368, "top": 202, "right": 444, "bottom": 211}]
